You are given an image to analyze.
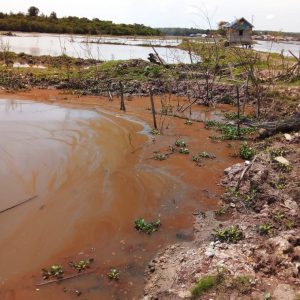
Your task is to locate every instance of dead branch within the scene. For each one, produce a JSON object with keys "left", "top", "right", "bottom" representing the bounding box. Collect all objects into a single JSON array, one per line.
[
  {"left": 36, "top": 270, "right": 95, "bottom": 287},
  {"left": 0, "top": 195, "right": 38, "bottom": 214}
]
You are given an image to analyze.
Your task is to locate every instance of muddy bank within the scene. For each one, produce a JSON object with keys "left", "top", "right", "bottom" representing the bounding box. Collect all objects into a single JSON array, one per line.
[
  {"left": 143, "top": 132, "right": 300, "bottom": 299},
  {"left": 0, "top": 90, "right": 241, "bottom": 299}
]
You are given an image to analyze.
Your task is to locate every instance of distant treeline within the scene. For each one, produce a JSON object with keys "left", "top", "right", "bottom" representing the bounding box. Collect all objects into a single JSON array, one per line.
[
  {"left": 158, "top": 27, "right": 208, "bottom": 36},
  {"left": 159, "top": 27, "right": 300, "bottom": 38},
  {"left": 0, "top": 7, "right": 162, "bottom": 36},
  {"left": 253, "top": 30, "right": 300, "bottom": 38}
]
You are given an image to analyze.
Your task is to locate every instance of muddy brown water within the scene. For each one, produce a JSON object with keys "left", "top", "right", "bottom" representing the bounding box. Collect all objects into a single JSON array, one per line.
[{"left": 0, "top": 94, "right": 239, "bottom": 299}]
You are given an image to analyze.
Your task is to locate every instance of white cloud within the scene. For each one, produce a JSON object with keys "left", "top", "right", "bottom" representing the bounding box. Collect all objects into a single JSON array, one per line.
[{"left": 266, "top": 14, "right": 275, "bottom": 20}]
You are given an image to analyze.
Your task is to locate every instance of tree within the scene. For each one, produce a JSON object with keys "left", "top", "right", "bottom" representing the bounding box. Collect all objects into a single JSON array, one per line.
[
  {"left": 218, "top": 21, "right": 228, "bottom": 37},
  {"left": 50, "top": 11, "right": 57, "bottom": 19},
  {"left": 27, "top": 6, "right": 39, "bottom": 17}
]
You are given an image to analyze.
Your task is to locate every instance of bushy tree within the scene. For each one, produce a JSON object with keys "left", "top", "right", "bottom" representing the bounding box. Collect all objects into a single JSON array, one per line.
[
  {"left": 27, "top": 6, "right": 39, "bottom": 17},
  {"left": 50, "top": 11, "right": 57, "bottom": 19}
]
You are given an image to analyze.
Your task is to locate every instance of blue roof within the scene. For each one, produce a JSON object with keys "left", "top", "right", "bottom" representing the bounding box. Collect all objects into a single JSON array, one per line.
[{"left": 224, "top": 18, "right": 254, "bottom": 30}]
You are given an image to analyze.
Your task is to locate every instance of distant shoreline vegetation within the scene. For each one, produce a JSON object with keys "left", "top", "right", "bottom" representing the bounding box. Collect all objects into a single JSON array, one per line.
[{"left": 0, "top": 7, "right": 162, "bottom": 36}]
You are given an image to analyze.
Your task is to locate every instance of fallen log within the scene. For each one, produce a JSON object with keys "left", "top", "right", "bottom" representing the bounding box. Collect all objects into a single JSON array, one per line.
[{"left": 257, "top": 112, "right": 300, "bottom": 138}]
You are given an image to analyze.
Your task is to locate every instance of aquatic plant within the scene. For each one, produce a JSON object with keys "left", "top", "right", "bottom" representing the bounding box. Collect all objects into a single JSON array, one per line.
[
  {"left": 179, "top": 147, "right": 190, "bottom": 154},
  {"left": 134, "top": 218, "right": 161, "bottom": 234},
  {"left": 175, "top": 139, "right": 187, "bottom": 147},
  {"left": 108, "top": 268, "right": 120, "bottom": 280},
  {"left": 184, "top": 120, "right": 193, "bottom": 125},
  {"left": 69, "top": 258, "right": 94, "bottom": 272},
  {"left": 42, "top": 265, "right": 64, "bottom": 280},
  {"left": 150, "top": 128, "right": 160, "bottom": 135},
  {"left": 205, "top": 121, "right": 256, "bottom": 140},
  {"left": 154, "top": 153, "right": 167, "bottom": 161}
]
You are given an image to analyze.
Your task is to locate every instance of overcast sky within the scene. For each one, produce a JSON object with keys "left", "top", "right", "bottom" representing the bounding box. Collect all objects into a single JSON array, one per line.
[{"left": 1, "top": 0, "right": 299, "bottom": 32}]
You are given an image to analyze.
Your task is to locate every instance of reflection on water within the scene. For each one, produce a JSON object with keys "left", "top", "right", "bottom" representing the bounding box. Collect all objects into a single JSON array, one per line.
[
  {"left": 253, "top": 40, "right": 300, "bottom": 56},
  {"left": 0, "top": 32, "right": 195, "bottom": 63}
]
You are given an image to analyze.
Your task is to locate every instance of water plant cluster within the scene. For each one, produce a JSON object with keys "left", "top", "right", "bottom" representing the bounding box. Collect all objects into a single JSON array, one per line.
[
  {"left": 134, "top": 218, "right": 161, "bottom": 234},
  {"left": 205, "top": 120, "right": 256, "bottom": 140}
]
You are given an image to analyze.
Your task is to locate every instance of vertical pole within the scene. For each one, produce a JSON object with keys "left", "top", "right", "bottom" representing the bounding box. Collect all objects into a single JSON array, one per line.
[
  {"left": 119, "top": 81, "right": 126, "bottom": 111},
  {"left": 236, "top": 85, "right": 240, "bottom": 137},
  {"left": 149, "top": 88, "right": 157, "bottom": 130}
]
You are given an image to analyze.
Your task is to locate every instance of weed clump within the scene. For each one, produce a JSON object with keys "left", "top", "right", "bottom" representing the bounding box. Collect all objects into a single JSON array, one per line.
[
  {"left": 212, "top": 225, "right": 244, "bottom": 243},
  {"left": 240, "top": 142, "right": 256, "bottom": 160},
  {"left": 257, "top": 224, "right": 273, "bottom": 236},
  {"left": 191, "top": 271, "right": 225, "bottom": 298},
  {"left": 134, "top": 218, "right": 161, "bottom": 234}
]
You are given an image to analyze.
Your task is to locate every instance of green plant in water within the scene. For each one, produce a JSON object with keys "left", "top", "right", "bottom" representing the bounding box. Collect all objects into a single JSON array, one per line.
[
  {"left": 179, "top": 147, "right": 190, "bottom": 154},
  {"left": 257, "top": 224, "right": 273, "bottom": 236},
  {"left": 175, "top": 139, "right": 187, "bottom": 147},
  {"left": 185, "top": 120, "right": 193, "bottom": 125},
  {"left": 240, "top": 142, "right": 256, "bottom": 160},
  {"left": 212, "top": 225, "right": 244, "bottom": 243},
  {"left": 205, "top": 121, "right": 255, "bottom": 140},
  {"left": 134, "top": 218, "right": 161, "bottom": 234},
  {"left": 150, "top": 128, "right": 160, "bottom": 135},
  {"left": 154, "top": 153, "right": 167, "bottom": 161},
  {"left": 107, "top": 268, "right": 120, "bottom": 280},
  {"left": 69, "top": 258, "right": 94, "bottom": 272},
  {"left": 42, "top": 265, "right": 64, "bottom": 280},
  {"left": 193, "top": 151, "right": 215, "bottom": 164}
]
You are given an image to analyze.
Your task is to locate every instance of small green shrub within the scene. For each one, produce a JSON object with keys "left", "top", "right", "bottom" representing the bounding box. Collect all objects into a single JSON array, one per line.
[
  {"left": 134, "top": 218, "right": 161, "bottom": 234},
  {"left": 257, "top": 224, "right": 273, "bottom": 236},
  {"left": 240, "top": 142, "right": 256, "bottom": 160},
  {"left": 191, "top": 275, "right": 216, "bottom": 298},
  {"left": 212, "top": 225, "right": 244, "bottom": 243}
]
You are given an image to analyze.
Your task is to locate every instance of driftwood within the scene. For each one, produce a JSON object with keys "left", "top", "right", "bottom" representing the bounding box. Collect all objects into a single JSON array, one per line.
[
  {"left": 36, "top": 270, "right": 95, "bottom": 287},
  {"left": 258, "top": 112, "right": 300, "bottom": 138},
  {"left": 151, "top": 46, "right": 165, "bottom": 66},
  {"left": 0, "top": 195, "right": 38, "bottom": 214},
  {"left": 236, "top": 156, "right": 257, "bottom": 191}
]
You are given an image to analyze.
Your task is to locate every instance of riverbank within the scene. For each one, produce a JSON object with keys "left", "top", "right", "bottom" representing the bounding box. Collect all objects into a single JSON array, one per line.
[{"left": 143, "top": 130, "right": 300, "bottom": 299}]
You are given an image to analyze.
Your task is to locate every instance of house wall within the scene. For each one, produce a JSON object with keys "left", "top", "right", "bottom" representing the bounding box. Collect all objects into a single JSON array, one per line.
[{"left": 228, "top": 28, "right": 252, "bottom": 44}]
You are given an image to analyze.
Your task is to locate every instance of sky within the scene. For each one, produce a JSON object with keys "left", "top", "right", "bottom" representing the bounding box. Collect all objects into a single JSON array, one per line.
[{"left": 1, "top": 0, "right": 300, "bottom": 32}]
